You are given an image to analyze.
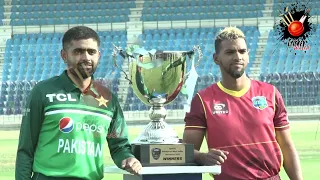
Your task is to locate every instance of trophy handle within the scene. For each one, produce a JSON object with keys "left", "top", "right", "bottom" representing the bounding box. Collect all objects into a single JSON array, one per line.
[
  {"left": 112, "top": 43, "right": 133, "bottom": 84},
  {"left": 183, "top": 45, "right": 203, "bottom": 81},
  {"left": 191, "top": 45, "right": 203, "bottom": 69}
]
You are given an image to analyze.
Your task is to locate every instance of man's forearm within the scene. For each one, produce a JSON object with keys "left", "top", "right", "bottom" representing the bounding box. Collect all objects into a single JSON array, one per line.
[
  {"left": 112, "top": 147, "right": 134, "bottom": 168},
  {"left": 15, "top": 150, "right": 33, "bottom": 179},
  {"left": 15, "top": 121, "right": 35, "bottom": 180},
  {"left": 283, "top": 147, "right": 303, "bottom": 180},
  {"left": 15, "top": 86, "right": 43, "bottom": 180},
  {"left": 108, "top": 138, "right": 134, "bottom": 168}
]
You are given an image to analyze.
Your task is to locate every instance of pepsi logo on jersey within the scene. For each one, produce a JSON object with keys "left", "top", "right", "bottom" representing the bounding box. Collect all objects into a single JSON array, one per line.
[{"left": 59, "top": 117, "right": 74, "bottom": 133}]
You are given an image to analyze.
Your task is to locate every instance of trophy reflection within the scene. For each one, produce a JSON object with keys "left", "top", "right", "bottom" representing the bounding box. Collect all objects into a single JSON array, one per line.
[{"left": 112, "top": 44, "right": 202, "bottom": 166}]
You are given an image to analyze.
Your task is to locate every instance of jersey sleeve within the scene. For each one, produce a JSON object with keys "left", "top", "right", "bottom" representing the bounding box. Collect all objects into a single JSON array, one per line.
[
  {"left": 15, "top": 85, "right": 44, "bottom": 179},
  {"left": 107, "top": 94, "right": 134, "bottom": 168},
  {"left": 273, "top": 87, "right": 290, "bottom": 131},
  {"left": 184, "top": 93, "right": 207, "bottom": 130}
]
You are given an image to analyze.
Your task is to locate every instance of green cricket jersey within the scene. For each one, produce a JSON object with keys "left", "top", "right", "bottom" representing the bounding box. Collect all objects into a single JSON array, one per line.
[{"left": 15, "top": 70, "right": 134, "bottom": 180}]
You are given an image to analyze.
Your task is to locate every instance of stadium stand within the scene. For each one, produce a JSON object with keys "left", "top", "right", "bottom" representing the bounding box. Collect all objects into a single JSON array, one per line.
[
  {"left": 260, "top": 23, "right": 320, "bottom": 107},
  {"left": 140, "top": 0, "right": 265, "bottom": 21},
  {"left": 9, "top": 0, "right": 134, "bottom": 25},
  {"left": 1, "top": 30, "right": 127, "bottom": 115},
  {"left": 0, "top": 0, "right": 4, "bottom": 26},
  {"left": 260, "top": 72, "right": 320, "bottom": 106},
  {"left": 2, "top": 31, "right": 126, "bottom": 81},
  {"left": 123, "top": 25, "right": 260, "bottom": 111},
  {"left": 272, "top": 0, "right": 320, "bottom": 16},
  {"left": 0, "top": 0, "right": 319, "bottom": 120},
  {"left": 261, "top": 29, "right": 320, "bottom": 75},
  {"left": 139, "top": 26, "right": 259, "bottom": 76}
]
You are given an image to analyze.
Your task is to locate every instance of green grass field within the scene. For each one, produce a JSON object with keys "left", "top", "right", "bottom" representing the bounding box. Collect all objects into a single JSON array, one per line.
[{"left": 1, "top": 121, "right": 320, "bottom": 180}]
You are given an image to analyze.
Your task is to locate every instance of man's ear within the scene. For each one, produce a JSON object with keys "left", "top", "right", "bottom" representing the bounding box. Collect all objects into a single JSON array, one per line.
[
  {"left": 213, "top": 53, "right": 219, "bottom": 65},
  {"left": 98, "top": 50, "right": 101, "bottom": 59},
  {"left": 61, "top": 49, "right": 67, "bottom": 63}
]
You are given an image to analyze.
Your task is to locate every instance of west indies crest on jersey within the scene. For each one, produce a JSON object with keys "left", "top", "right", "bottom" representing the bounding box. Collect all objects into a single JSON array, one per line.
[{"left": 252, "top": 96, "right": 268, "bottom": 110}]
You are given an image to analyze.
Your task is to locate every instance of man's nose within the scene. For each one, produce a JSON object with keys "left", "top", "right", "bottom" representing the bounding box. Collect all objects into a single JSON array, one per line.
[
  {"left": 81, "top": 51, "right": 90, "bottom": 60},
  {"left": 234, "top": 52, "right": 242, "bottom": 61}
]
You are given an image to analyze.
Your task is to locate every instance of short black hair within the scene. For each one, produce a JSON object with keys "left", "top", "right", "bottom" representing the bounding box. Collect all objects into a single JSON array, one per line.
[{"left": 62, "top": 26, "right": 100, "bottom": 50}]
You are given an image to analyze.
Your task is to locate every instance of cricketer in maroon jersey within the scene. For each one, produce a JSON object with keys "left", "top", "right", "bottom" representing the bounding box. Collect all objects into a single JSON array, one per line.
[
  {"left": 183, "top": 27, "right": 303, "bottom": 180},
  {"left": 185, "top": 80, "right": 289, "bottom": 179}
]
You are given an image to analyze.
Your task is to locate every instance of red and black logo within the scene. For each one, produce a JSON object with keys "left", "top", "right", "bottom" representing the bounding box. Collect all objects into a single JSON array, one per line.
[{"left": 274, "top": 1, "right": 316, "bottom": 53}]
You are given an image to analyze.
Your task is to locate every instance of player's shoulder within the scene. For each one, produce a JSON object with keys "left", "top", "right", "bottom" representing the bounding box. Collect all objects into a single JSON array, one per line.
[
  {"left": 196, "top": 83, "right": 218, "bottom": 98},
  {"left": 251, "top": 79, "right": 276, "bottom": 90},
  {"left": 93, "top": 80, "right": 114, "bottom": 95},
  {"left": 31, "top": 76, "right": 61, "bottom": 92},
  {"left": 93, "top": 80, "right": 120, "bottom": 104}
]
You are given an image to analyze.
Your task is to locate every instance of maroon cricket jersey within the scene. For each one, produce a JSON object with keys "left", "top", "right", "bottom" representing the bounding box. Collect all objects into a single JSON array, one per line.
[{"left": 184, "top": 80, "right": 289, "bottom": 180}]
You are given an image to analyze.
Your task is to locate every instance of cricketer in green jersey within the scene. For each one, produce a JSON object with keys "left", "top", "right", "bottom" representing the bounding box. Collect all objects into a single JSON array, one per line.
[{"left": 15, "top": 26, "right": 142, "bottom": 180}]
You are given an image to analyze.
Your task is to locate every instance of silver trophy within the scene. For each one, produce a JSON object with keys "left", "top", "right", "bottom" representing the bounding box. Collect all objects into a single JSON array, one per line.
[{"left": 112, "top": 44, "right": 202, "bottom": 145}]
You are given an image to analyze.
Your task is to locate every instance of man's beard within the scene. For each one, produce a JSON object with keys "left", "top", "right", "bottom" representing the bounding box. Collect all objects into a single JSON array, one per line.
[
  {"left": 222, "top": 64, "right": 245, "bottom": 79},
  {"left": 69, "top": 61, "right": 96, "bottom": 79}
]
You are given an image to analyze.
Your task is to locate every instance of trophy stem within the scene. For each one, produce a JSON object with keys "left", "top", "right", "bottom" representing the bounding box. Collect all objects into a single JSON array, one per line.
[
  {"left": 149, "top": 103, "right": 166, "bottom": 122},
  {"left": 131, "top": 98, "right": 180, "bottom": 144}
]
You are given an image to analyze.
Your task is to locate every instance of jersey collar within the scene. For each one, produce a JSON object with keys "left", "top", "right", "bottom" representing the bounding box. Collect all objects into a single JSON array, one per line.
[
  {"left": 59, "top": 70, "right": 95, "bottom": 93},
  {"left": 217, "top": 80, "right": 251, "bottom": 98}
]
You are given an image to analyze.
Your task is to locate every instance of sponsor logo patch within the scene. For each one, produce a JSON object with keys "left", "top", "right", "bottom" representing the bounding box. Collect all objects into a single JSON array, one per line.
[
  {"left": 212, "top": 103, "right": 229, "bottom": 114},
  {"left": 59, "top": 117, "right": 74, "bottom": 133}
]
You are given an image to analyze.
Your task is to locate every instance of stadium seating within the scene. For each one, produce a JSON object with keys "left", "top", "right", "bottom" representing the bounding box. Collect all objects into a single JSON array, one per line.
[
  {"left": 139, "top": 26, "right": 259, "bottom": 75},
  {"left": 260, "top": 72, "right": 320, "bottom": 106},
  {"left": 0, "top": 0, "right": 4, "bottom": 26},
  {"left": 141, "top": 0, "right": 265, "bottom": 21},
  {"left": 2, "top": 30, "right": 126, "bottom": 81},
  {"left": 260, "top": 25, "right": 320, "bottom": 106},
  {"left": 0, "top": 30, "right": 126, "bottom": 114},
  {"left": 10, "top": 0, "right": 135, "bottom": 26},
  {"left": 0, "top": 24, "right": 266, "bottom": 112},
  {"left": 272, "top": 0, "right": 320, "bottom": 16},
  {"left": 0, "top": 0, "right": 319, "bottom": 115},
  {"left": 261, "top": 32, "right": 320, "bottom": 74},
  {"left": 122, "top": 26, "right": 260, "bottom": 111},
  {"left": 0, "top": 80, "right": 35, "bottom": 115}
]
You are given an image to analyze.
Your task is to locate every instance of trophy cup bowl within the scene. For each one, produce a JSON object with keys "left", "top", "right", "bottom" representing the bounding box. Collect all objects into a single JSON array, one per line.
[{"left": 112, "top": 44, "right": 202, "bottom": 167}]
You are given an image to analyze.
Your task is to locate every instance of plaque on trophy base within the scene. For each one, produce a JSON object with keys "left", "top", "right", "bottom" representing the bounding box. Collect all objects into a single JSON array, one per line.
[{"left": 131, "top": 143, "right": 195, "bottom": 167}]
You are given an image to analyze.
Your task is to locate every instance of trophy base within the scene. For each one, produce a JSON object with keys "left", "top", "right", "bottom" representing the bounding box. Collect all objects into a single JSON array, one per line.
[{"left": 131, "top": 143, "right": 196, "bottom": 167}]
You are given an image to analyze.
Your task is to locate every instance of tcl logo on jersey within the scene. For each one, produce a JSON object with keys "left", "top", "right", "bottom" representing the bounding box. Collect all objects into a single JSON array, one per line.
[
  {"left": 59, "top": 117, "right": 105, "bottom": 134},
  {"left": 46, "top": 93, "right": 77, "bottom": 102},
  {"left": 212, "top": 103, "right": 229, "bottom": 115}
]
